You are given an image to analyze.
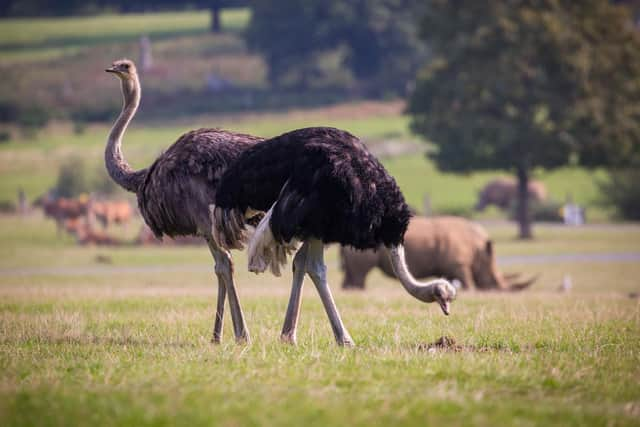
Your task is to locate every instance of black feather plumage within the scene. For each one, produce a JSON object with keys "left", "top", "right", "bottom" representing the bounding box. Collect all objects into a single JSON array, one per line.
[
  {"left": 215, "top": 127, "right": 411, "bottom": 249},
  {"left": 137, "top": 128, "right": 262, "bottom": 238}
]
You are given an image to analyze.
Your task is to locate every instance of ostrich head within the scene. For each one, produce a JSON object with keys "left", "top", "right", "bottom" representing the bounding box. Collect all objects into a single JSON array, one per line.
[
  {"left": 105, "top": 59, "right": 137, "bottom": 80},
  {"left": 428, "top": 279, "right": 457, "bottom": 315},
  {"left": 409, "top": 278, "right": 457, "bottom": 315},
  {"left": 388, "top": 245, "right": 458, "bottom": 316}
]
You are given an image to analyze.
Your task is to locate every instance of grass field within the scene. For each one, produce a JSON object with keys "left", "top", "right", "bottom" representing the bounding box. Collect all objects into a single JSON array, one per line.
[
  {"left": 0, "top": 215, "right": 639, "bottom": 426},
  {"left": 0, "top": 100, "right": 610, "bottom": 220},
  {"left": 1, "top": 10, "right": 637, "bottom": 424},
  {"left": 0, "top": 9, "right": 249, "bottom": 63}
]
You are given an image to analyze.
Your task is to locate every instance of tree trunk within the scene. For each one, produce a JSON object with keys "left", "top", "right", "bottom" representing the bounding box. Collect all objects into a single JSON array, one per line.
[
  {"left": 210, "top": 0, "right": 221, "bottom": 33},
  {"left": 516, "top": 165, "right": 533, "bottom": 239}
]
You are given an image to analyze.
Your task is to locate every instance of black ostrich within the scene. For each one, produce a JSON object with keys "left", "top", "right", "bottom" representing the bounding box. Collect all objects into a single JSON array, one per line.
[
  {"left": 212, "top": 127, "right": 456, "bottom": 346},
  {"left": 104, "top": 59, "right": 263, "bottom": 343}
]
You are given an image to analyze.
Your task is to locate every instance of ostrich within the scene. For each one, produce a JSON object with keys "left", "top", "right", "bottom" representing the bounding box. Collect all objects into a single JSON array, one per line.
[
  {"left": 104, "top": 59, "right": 263, "bottom": 343},
  {"left": 212, "top": 127, "right": 456, "bottom": 346}
]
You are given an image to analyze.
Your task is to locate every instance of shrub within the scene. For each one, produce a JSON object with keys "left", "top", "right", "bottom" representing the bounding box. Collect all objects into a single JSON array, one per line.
[
  {"left": 0, "top": 100, "right": 20, "bottom": 123},
  {"left": 0, "top": 130, "right": 10, "bottom": 143},
  {"left": 17, "top": 106, "right": 50, "bottom": 132},
  {"left": 0, "top": 200, "right": 16, "bottom": 213},
  {"left": 55, "top": 156, "right": 90, "bottom": 198},
  {"left": 0, "top": 101, "right": 50, "bottom": 137},
  {"left": 598, "top": 169, "right": 640, "bottom": 220}
]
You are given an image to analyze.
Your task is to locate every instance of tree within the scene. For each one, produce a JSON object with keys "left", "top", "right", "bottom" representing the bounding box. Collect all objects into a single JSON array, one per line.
[
  {"left": 245, "top": 0, "right": 340, "bottom": 88},
  {"left": 246, "top": 0, "right": 426, "bottom": 93},
  {"left": 205, "top": 0, "right": 248, "bottom": 33},
  {"left": 408, "top": 0, "right": 640, "bottom": 238}
]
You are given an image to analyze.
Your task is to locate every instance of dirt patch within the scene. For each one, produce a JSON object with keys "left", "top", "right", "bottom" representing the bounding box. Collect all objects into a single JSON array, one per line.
[
  {"left": 417, "top": 336, "right": 521, "bottom": 354},
  {"left": 418, "top": 336, "right": 465, "bottom": 353}
]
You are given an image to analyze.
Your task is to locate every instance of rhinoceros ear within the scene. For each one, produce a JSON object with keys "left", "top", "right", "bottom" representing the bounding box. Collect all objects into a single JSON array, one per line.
[{"left": 485, "top": 240, "right": 493, "bottom": 256}]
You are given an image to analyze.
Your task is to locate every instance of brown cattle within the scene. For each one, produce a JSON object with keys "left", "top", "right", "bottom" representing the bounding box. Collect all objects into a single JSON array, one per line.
[
  {"left": 90, "top": 200, "right": 133, "bottom": 229},
  {"left": 64, "top": 218, "right": 123, "bottom": 246},
  {"left": 41, "top": 195, "right": 90, "bottom": 234},
  {"left": 340, "top": 216, "right": 536, "bottom": 291},
  {"left": 475, "top": 177, "right": 547, "bottom": 211}
]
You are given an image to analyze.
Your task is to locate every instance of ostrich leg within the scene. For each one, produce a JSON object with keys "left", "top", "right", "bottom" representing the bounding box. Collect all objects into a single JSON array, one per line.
[
  {"left": 205, "top": 237, "right": 227, "bottom": 342},
  {"left": 305, "top": 239, "right": 354, "bottom": 347},
  {"left": 280, "top": 242, "right": 309, "bottom": 344},
  {"left": 211, "top": 273, "right": 226, "bottom": 343},
  {"left": 207, "top": 240, "right": 250, "bottom": 343}
]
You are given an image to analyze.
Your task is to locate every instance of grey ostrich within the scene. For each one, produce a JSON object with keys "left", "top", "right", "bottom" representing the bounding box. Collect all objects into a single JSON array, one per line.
[
  {"left": 104, "top": 59, "right": 263, "bottom": 343},
  {"left": 212, "top": 127, "right": 456, "bottom": 346}
]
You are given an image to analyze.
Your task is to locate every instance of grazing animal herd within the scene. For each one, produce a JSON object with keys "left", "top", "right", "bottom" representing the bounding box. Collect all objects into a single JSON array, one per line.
[
  {"left": 39, "top": 194, "right": 132, "bottom": 244},
  {"left": 99, "top": 59, "right": 534, "bottom": 346}
]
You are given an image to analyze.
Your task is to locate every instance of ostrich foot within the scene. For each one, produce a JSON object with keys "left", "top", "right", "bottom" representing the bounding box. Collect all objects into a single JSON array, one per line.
[
  {"left": 235, "top": 333, "right": 250, "bottom": 345},
  {"left": 280, "top": 332, "right": 297, "bottom": 345},
  {"left": 337, "top": 334, "right": 355, "bottom": 347}
]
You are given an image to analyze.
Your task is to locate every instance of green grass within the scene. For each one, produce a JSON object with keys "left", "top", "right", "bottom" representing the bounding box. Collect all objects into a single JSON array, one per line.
[
  {"left": 0, "top": 111, "right": 412, "bottom": 206},
  {"left": 0, "top": 216, "right": 639, "bottom": 426},
  {"left": 381, "top": 154, "right": 607, "bottom": 219},
  {"left": 0, "top": 10, "right": 250, "bottom": 63},
  {"left": 0, "top": 108, "right": 609, "bottom": 220}
]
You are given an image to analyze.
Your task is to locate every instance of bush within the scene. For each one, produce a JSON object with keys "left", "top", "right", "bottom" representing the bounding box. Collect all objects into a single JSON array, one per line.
[
  {"left": 70, "top": 103, "right": 120, "bottom": 124},
  {"left": 0, "top": 200, "right": 16, "bottom": 213},
  {"left": 0, "top": 101, "right": 50, "bottom": 136},
  {"left": 17, "top": 106, "right": 50, "bottom": 132},
  {"left": 0, "top": 100, "right": 20, "bottom": 123},
  {"left": 55, "top": 156, "right": 90, "bottom": 198},
  {"left": 0, "top": 130, "right": 10, "bottom": 143},
  {"left": 598, "top": 169, "right": 640, "bottom": 220}
]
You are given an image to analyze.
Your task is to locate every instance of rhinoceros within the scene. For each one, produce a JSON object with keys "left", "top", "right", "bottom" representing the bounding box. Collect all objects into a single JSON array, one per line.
[
  {"left": 475, "top": 177, "right": 547, "bottom": 211},
  {"left": 340, "top": 216, "right": 536, "bottom": 291}
]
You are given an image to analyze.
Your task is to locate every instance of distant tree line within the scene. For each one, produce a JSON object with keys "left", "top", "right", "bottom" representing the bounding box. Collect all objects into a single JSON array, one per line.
[{"left": 245, "top": 0, "right": 426, "bottom": 96}]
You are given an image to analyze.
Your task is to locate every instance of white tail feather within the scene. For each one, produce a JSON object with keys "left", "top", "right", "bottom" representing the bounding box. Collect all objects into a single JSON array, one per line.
[{"left": 248, "top": 205, "right": 297, "bottom": 276}]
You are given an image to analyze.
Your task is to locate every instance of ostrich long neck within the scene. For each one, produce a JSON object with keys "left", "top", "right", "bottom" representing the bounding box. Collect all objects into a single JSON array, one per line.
[
  {"left": 105, "top": 76, "right": 146, "bottom": 193},
  {"left": 386, "top": 245, "right": 437, "bottom": 302}
]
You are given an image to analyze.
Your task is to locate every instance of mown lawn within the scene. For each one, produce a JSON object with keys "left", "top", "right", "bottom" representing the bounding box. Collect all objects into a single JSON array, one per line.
[
  {"left": 0, "top": 216, "right": 639, "bottom": 426},
  {"left": 0, "top": 9, "right": 249, "bottom": 63}
]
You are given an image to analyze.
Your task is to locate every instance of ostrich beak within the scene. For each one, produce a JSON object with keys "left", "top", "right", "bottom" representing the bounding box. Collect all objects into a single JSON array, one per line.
[
  {"left": 439, "top": 301, "right": 450, "bottom": 316},
  {"left": 105, "top": 66, "right": 117, "bottom": 73}
]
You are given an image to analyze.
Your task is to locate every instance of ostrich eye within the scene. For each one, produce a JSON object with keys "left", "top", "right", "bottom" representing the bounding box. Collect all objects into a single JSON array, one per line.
[{"left": 123, "top": 64, "right": 130, "bottom": 70}]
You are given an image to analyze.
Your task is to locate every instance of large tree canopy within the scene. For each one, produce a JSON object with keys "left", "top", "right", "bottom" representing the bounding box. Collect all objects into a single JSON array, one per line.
[
  {"left": 246, "top": 0, "right": 426, "bottom": 94},
  {"left": 408, "top": 0, "right": 640, "bottom": 237}
]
